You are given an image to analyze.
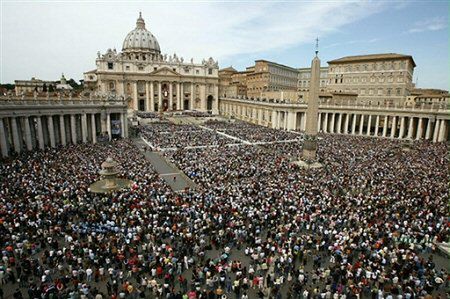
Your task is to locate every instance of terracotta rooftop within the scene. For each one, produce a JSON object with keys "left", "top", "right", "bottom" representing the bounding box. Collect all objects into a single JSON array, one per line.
[{"left": 328, "top": 53, "right": 416, "bottom": 67}]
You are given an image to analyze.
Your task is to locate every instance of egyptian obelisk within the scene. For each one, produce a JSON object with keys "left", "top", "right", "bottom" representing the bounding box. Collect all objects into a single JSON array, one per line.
[{"left": 302, "top": 39, "right": 321, "bottom": 160}]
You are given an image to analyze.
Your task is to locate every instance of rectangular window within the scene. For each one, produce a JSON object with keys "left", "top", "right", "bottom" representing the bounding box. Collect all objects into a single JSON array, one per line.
[
  {"left": 208, "top": 68, "right": 213, "bottom": 75},
  {"left": 107, "top": 62, "right": 113, "bottom": 70},
  {"left": 138, "top": 67, "right": 144, "bottom": 71},
  {"left": 125, "top": 66, "right": 130, "bottom": 70}
]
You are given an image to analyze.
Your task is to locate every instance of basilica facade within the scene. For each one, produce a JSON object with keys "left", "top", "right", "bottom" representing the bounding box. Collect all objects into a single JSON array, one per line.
[{"left": 84, "top": 13, "right": 219, "bottom": 113}]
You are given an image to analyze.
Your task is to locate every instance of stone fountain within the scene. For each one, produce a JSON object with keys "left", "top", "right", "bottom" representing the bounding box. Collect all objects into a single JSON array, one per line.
[{"left": 89, "top": 157, "right": 132, "bottom": 193}]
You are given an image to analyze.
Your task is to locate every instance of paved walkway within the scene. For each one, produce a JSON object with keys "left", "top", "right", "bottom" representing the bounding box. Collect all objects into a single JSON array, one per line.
[{"left": 134, "top": 138, "right": 196, "bottom": 192}]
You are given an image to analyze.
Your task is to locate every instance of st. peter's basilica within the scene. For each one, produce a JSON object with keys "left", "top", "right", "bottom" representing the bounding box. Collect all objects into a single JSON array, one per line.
[{"left": 84, "top": 13, "right": 220, "bottom": 114}]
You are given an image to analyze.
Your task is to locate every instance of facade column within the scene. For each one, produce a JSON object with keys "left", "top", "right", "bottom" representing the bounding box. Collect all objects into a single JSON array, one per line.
[
  {"left": 0, "top": 119, "right": 8, "bottom": 157},
  {"left": 120, "top": 113, "right": 126, "bottom": 138},
  {"left": 158, "top": 82, "right": 162, "bottom": 112},
  {"left": 150, "top": 82, "right": 155, "bottom": 112},
  {"left": 398, "top": 116, "right": 405, "bottom": 139},
  {"left": 351, "top": 114, "right": 357, "bottom": 135},
  {"left": 407, "top": 117, "right": 414, "bottom": 139},
  {"left": 366, "top": 114, "right": 372, "bottom": 136},
  {"left": 11, "top": 117, "right": 21, "bottom": 153},
  {"left": 390, "top": 116, "right": 397, "bottom": 138},
  {"left": 91, "top": 114, "right": 97, "bottom": 144},
  {"left": 374, "top": 115, "right": 380, "bottom": 136},
  {"left": 329, "top": 113, "right": 335, "bottom": 133},
  {"left": 106, "top": 113, "right": 112, "bottom": 140},
  {"left": 133, "top": 81, "right": 138, "bottom": 110},
  {"left": 416, "top": 118, "right": 423, "bottom": 140},
  {"left": 323, "top": 113, "right": 328, "bottom": 133},
  {"left": 337, "top": 113, "right": 342, "bottom": 134},
  {"left": 180, "top": 83, "right": 184, "bottom": 110},
  {"left": 81, "top": 114, "right": 88, "bottom": 143},
  {"left": 169, "top": 82, "right": 173, "bottom": 111},
  {"left": 438, "top": 119, "right": 447, "bottom": 142},
  {"left": 382, "top": 115, "right": 388, "bottom": 137},
  {"left": 70, "top": 114, "right": 77, "bottom": 144},
  {"left": 301, "top": 112, "right": 307, "bottom": 131},
  {"left": 344, "top": 114, "right": 350, "bottom": 134},
  {"left": 47, "top": 116, "right": 56, "bottom": 147},
  {"left": 425, "top": 118, "right": 432, "bottom": 140},
  {"left": 271, "top": 110, "right": 278, "bottom": 129},
  {"left": 59, "top": 115, "right": 66, "bottom": 146},
  {"left": 145, "top": 81, "right": 150, "bottom": 112},
  {"left": 359, "top": 114, "right": 365, "bottom": 135},
  {"left": 432, "top": 120, "right": 440, "bottom": 142},
  {"left": 190, "top": 83, "right": 195, "bottom": 110},
  {"left": 23, "top": 117, "right": 33, "bottom": 151},
  {"left": 176, "top": 83, "right": 181, "bottom": 110},
  {"left": 317, "top": 113, "right": 322, "bottom": 132},
  {"left": 36, "top": 116, "right": 45, "bottom": 150}
]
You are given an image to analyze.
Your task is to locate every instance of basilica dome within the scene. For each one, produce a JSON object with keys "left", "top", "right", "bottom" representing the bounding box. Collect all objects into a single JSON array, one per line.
[{"left": 122, "top": 13, "right": 161, "bottom": 53}]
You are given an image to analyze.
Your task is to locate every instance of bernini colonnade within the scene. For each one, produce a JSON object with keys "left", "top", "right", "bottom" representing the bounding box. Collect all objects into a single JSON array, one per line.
[
  {"left": 220, "top": 97, "right": 449, "bottom": 142},
  {"left": 0, "top": 97, "right": 128, "bottom": 157}
]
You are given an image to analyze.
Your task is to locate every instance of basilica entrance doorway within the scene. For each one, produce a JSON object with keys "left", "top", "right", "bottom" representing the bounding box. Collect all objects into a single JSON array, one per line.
[{"left": 207, "top": 95, "right": 214, "bottom": 111}]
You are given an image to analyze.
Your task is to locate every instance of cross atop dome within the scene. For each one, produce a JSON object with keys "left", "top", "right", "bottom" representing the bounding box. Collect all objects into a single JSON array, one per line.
[{"left": 136, "top": 12, "right": 146, "bottom": 29}]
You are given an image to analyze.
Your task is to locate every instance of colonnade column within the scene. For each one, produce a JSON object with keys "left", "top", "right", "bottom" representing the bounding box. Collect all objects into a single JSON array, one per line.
[
  {"left": 425, "top": 118, "right": 432, "bottom": 140},
  {"left": 91, "top": 114, "right": 97, "bottom": 144},
  {"left": 407, "top": 117, "right": 414, "bottom": 139},
  {"left": 438, "top": 119, "right": 447, "bottom": 142},
  {"left": 398, "top": 117, "right": 405, "bottom": 139},
  {"left": 301, "top": 113, "right": 307, "bottom": 131},
  {"left": 323, "top": 113, "right": 328, "bottom": 133},
  {"left": 366, "top": 115, "right": 372, "bottom": 136},
  {"left": 70, "top": 115, "right": 77, "bottom": 144},
  {"left": 23, "top": 117, "right": 33, "bottom": 151},
  {"left": 81, "top": 114, "right": 88, "bottom": 143},
  {"left": 0, "top": 118, "right": 9, "bottom": 157},
  {"left": 416, "top": 118, "right": 423, "bottom": 140},
  {"left": 59, "top": 115, "right": 66, "bottom": 146},
  {"left": 374, "top": 115, "right": 380, "bottom": 136},
  {"left": 48, "top": 116, "right": 56, "bottom": 147},
  {"left": 11, "top": 117, "right": 21, "bottom": 153},
  {"left": 359, "top": 114, "right": 365, "bottom": 135},
  {"left": 382, "top": 116, "right": 388, "bottom": 137},
  {"left": 36, "top": 116, "right": 45, "bottom": 150},
  {"left": 344, "top": 114, "right": 350, "bottom": 134},
  {"left": 337, "top": 113, "right": 342, "bottom": 134},
  {"left": 390, "top": 116, "right": 397, "bottom": 138}
]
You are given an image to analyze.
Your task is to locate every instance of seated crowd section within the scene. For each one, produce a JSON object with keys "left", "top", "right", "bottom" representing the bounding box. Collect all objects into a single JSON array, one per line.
[{"left": 0, "top": 118, "right": 448, "bottom": 299}]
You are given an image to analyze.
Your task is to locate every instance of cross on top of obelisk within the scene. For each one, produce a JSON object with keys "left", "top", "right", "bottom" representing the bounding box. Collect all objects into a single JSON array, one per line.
[{"left": 315, "top": 37, "right": 319, "bottom": 56}]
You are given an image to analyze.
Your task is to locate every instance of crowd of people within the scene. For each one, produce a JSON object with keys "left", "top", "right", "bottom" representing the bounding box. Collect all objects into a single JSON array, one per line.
[
  {"left": 203, "top": 121, "right": 300, "bottom": 143},
  {"left": 138, "top": 122, "right": 240, "bottom": 149},
  {"left": 0, "top": 119, "right": 448, "bottom": 299}
]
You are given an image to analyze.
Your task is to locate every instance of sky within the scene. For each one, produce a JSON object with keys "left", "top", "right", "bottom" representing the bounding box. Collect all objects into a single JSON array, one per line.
[{"left": 1, "top": 0, "right": 449, "bottom": 90}]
